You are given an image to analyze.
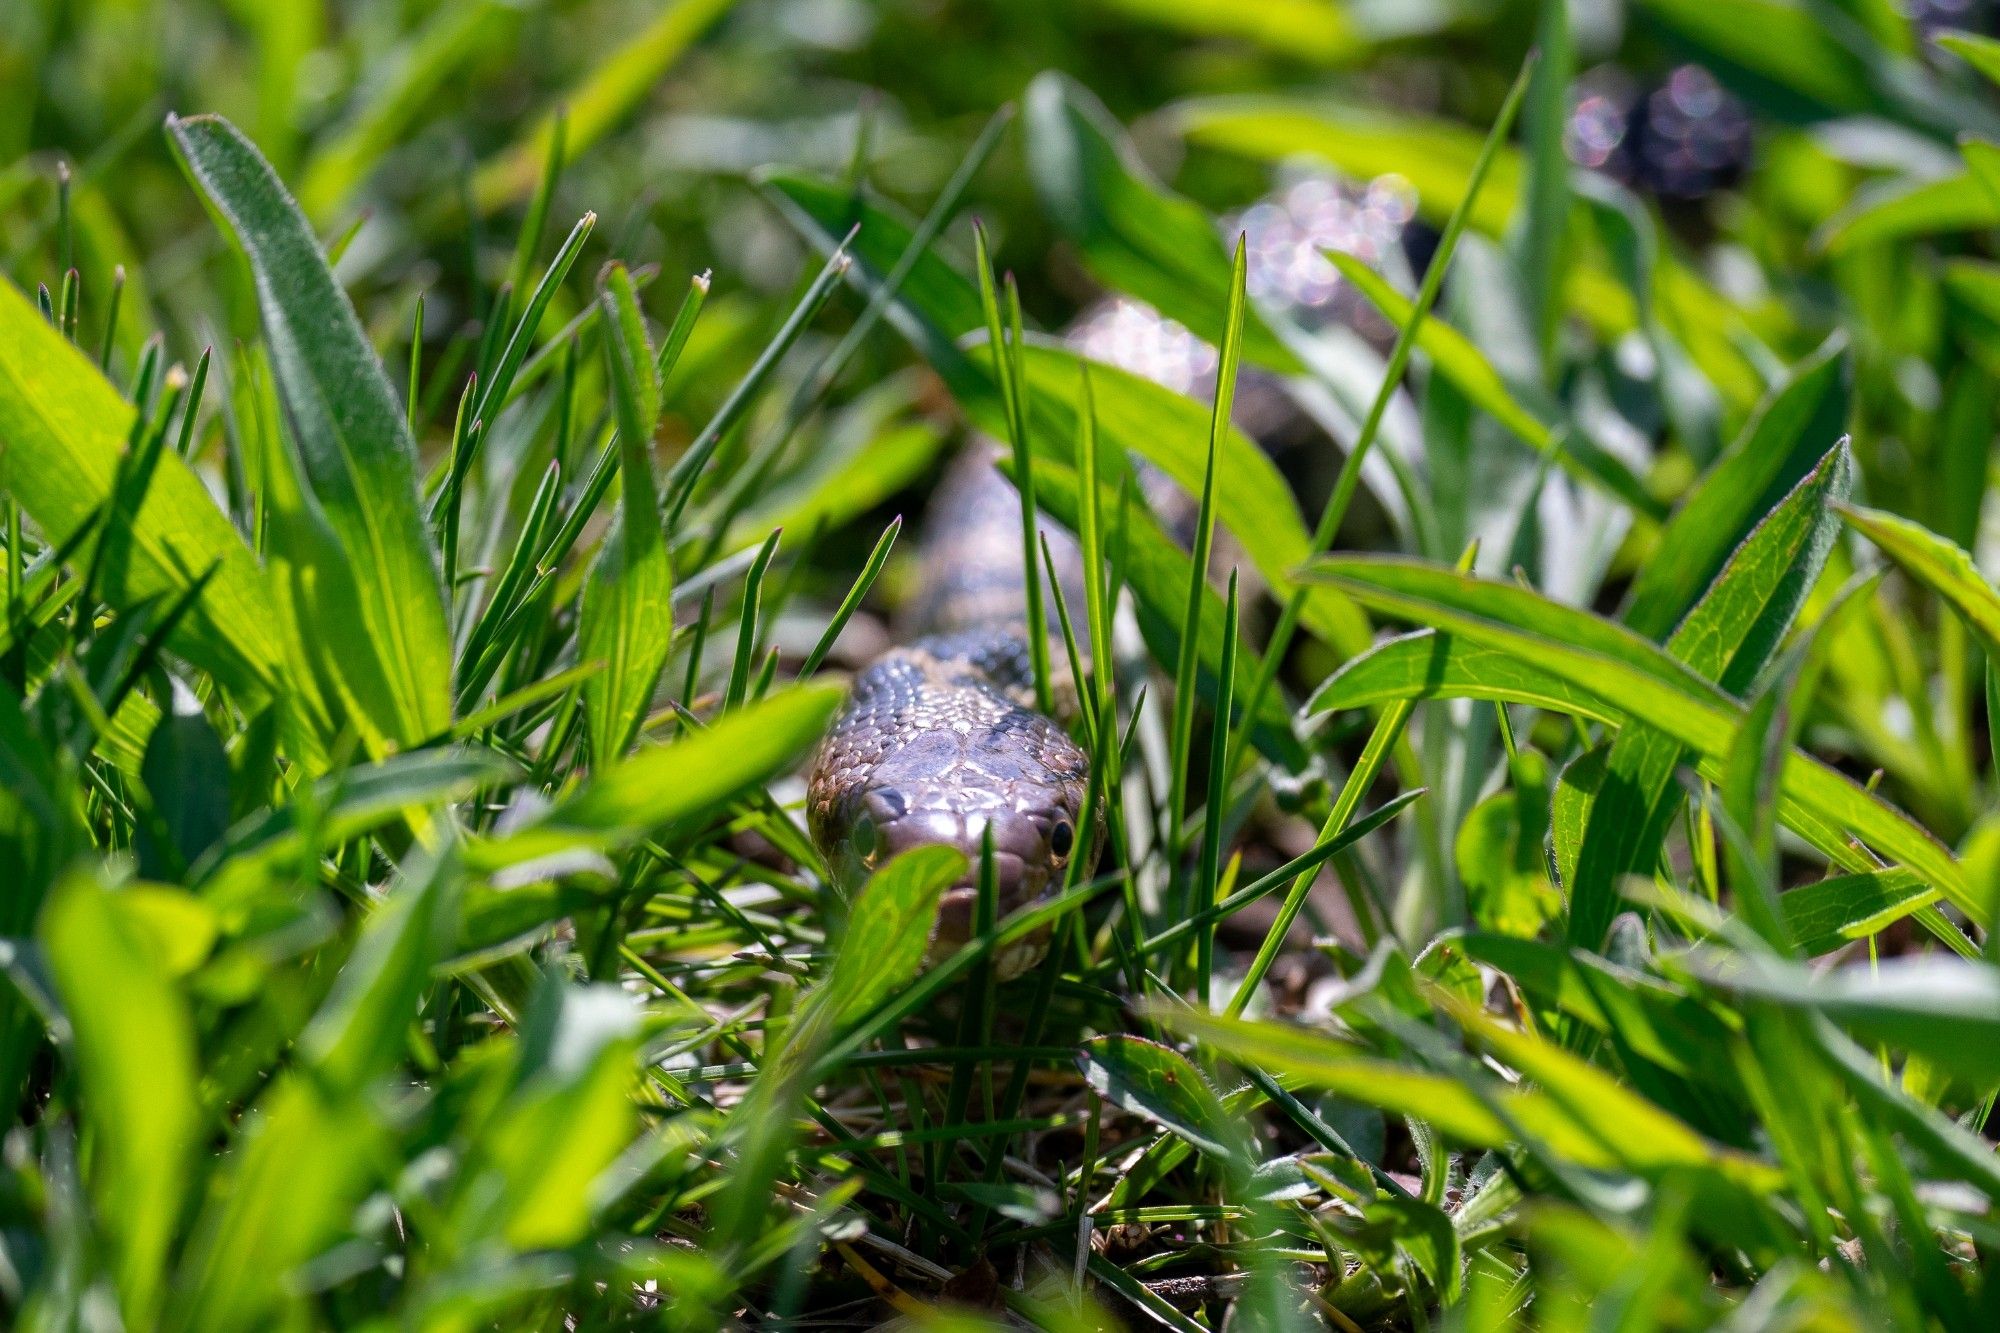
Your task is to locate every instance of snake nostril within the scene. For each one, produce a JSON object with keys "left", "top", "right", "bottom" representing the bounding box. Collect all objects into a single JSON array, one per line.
[{"left": 1050, "top": 820, "right": 1075, "bottom": 863}]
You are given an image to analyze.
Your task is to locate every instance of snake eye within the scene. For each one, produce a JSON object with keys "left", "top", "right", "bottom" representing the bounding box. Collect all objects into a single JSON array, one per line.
[
  {"left": 1050, "top": 820, "right": 1075, "bottom": 863},
  {"left": 853, "top": 814, "right": 881, "bottom": 866}
]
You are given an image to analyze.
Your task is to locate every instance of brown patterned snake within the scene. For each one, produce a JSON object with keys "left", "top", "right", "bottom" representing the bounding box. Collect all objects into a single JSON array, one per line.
[{"left": 805, "top": 448, "right": 1093, "bottom": 979}]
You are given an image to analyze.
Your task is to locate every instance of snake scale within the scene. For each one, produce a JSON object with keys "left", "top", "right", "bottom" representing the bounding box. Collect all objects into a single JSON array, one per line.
[{"left": 806, "top": 448, "right": 1094, "bottom": 979}]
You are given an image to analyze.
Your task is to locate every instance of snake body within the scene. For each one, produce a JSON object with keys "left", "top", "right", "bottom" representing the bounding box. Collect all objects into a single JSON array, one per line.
[{"left": 806, "top": 448, "right": 1092, "bottom": 979}]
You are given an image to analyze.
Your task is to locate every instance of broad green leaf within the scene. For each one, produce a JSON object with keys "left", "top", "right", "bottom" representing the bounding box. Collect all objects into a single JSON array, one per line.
[
  {"left": 1623, "top": 340, "right": 1850, "bottom": 640},
  {"left": 1454, "top": 758, "right": 1559, "bottom": 938},
  {"left": 491, "top": 683, "right": 842, "bottom": 861},
  {"left": 809, "top": 844, "right": 963, "bottom": 1038},
  {"left": 1445, "top": 997, "right": 1772, "bottom": 1187},
  {"left": 1839, "top": 503, "right": 2000, "bottom": 655},
  {"left": 1023, "top": 72, "right": 1300, "bottom": 373},
  {"left": 1564, "top": 442, "right": 1851, "bottom": 948},
  {"left": 1720, "top": 676, "right": 1792, "bottom": 950},
  {"left": 1780, "top": 869, "right": 1933, "bottom": 956},
  {"left": 473, "top": 0, "right": 740, "bottom": 210},
  {"left": 580, "top": 267, "right": 675, "bottom": 763},
  {"left": 1941, "top": 30, "right": 2000, "bottom": 88},
  {"left": 1362, "top": 1196, "right": 1462, "bottom": 1301},
  {"left": 1304, "top": 558, "right": 1976, "bottom": 923},
  {"left": 115, "top": 887, "right": 220, "bottom": 978},
  {"left": 1317, "top": 629, "right": 1961, "bottom": 949},
  {"left": 137, "top": 683, "right": 231, "bottom": 878},
  {"left": 0, "top": 277, "right": 284, "bottom": 700},
  {"left": 171, "top": 113, "right": 453, "bottom": 753},
  {"left": 297, "top": 849, "right": 462, "bottom": 1095},
  {"left": 1701, "top": 955, "right": 2000, "bottom": 1087},
  {"left": 1550, "top": 744, "right": 1608, "bottom": 899},
  {"left": 1820, "top": 169, "right": 2000, "bottom": 255},
  {"left": 1158, "top": 1007, "right": 1778, "bottom": 1187},
  {"left": 42, "top": 867, "right": 201, "bottom": 1327},
  {"left": 466, "top": 979, "right": 643, "bottom": 1251},
  {"left": 1310, "top": 629, "right": 1620, "bottom": 725},
  {"left": 1078, "top": 1034, "right": 1242, "bottom": 1162},
  {"left": 170, "top": 1076, "right": 384, "bottom": 1331},
  {"left": 1668, "top": 442, "right": 1851, "bottom": 694},
  {"left": 1458, "top": 933, "right": 1739, "bottom": 1082}
]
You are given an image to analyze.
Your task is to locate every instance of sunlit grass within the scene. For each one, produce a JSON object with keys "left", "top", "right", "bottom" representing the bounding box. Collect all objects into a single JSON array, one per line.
[{"left": 5, "top": 3, "right": 2000, "bottom": 1329}]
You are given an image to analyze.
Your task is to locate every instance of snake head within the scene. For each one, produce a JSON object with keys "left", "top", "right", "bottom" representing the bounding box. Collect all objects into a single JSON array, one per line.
[{"left": 829, "top": 775, "right": 1087, "bottom": 979}]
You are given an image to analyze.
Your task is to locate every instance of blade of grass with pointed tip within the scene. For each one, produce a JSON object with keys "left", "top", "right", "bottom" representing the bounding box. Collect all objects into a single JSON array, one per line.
[
  {"left": 662, "top": 245, "right": 852, "bottom": 531},
  {"left": 1562, "top": 441, "right": 1852, "bottom": 950},
  {"left": 724, "top": 528, "right": 779, "bottom": 711},
  {"left": 1168, "top": 238, "right": 1245, "bottom": 900},
  {"left": 170, "top": 112, "right": 452, "bottom": 749},
  {"left": 1819, "top": 156, "right": 2000, "bottom": 255},
  {"left": 1624, "top": 340, "right": 1851, "bottom": 640},
  {"left": 800, "top": 517, "right": 900, "bottom": 678},
  {"left": 471, "top": 211, "right": 595, "bottom": 431},
  {"left": 1079, "top": 1035, "right": 1243, "bottom": 1164},
  {"left": 487, "top": 683, "right": 842, "bottom": 864},
  {"left": 579, "top": 266, "right": 674, "bottom": 763},
  {"left": 974, "top": 224, "right": 1053, "bottom": 716}
]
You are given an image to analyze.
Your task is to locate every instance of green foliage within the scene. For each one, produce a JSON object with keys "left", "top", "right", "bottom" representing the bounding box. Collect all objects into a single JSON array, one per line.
[{"left": 6, "top": 1, "right": 2000, "bottom": 1327}]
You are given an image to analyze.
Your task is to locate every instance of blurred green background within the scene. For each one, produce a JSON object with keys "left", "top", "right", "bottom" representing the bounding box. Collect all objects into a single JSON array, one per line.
[{"left": 6, "top": 0, "right": 1996, "bottom": 543}]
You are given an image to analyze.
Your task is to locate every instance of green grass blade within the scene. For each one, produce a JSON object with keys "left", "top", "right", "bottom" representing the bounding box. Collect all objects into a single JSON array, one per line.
[
  {"left": 1306, "top": 557, "right": 1977, "bottom": 924},
  {"left": 799, "top": 516, "right": 899, "bottom": 679},
  {"left": 0, "top": 277, "right": 284, "bottom": 700},
  {"left": 171, "top": 112, "right": 453, "bottom": 750},
  {"left": 579, "top": 265, "right": 675, "bottom": 763},
  {"left": 724, "top": 528, "right": 780, "bottom": 711},
  {"left": 41, "top": 866, "right": 201, "bottom": 1328},
  {"left": 1623, "top": 337, "right": 1851, "bottom": 640}
]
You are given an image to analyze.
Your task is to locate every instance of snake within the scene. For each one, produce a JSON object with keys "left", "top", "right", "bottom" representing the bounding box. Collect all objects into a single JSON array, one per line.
[
  {"left": 805, "top": 446, "right": 1095, "bottom": 980},
  {"left": 804, "top": 167, "right": 1416, "bottom": 979}
]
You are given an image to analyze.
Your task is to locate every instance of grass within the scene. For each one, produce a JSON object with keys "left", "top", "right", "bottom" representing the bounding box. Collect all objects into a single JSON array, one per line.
[{"left": 8, "top": 1, "right": 2000, "bottom": 1328}]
